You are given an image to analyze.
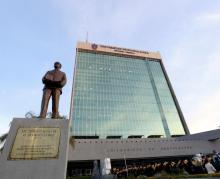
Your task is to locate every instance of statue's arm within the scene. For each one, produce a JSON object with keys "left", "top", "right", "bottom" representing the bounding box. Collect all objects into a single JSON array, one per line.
[
  {"left": 42, "top": 72, "right": 53, "bottom": 85},
  {"left": 60, "top": 73, "right": 67, "bottom": 87},
  {"left": 42, "top": 72, "right": 48, "bottom": 84}
]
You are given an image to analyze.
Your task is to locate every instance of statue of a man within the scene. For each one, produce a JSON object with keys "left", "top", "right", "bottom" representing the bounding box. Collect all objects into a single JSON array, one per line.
[{"left": 39, "top": 62, "right": 67, "bottom": 119}]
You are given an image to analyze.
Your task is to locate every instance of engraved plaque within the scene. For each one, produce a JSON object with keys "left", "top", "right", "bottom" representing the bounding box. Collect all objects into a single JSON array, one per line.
[{"left": 9, "top": 127, "right": 61, "bottom": 160}]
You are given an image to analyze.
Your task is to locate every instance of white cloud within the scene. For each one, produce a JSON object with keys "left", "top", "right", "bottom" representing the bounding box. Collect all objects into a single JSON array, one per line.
[
  {"left": 51, "top": 0, "right": 175, "bottom": 45},
  {"left": 166, "top": 10, "right": 220, "bottom": 133},
  {"left": 194, "top": 12, "right": 220, "bottom": 27},
  {"left": 188, "top": 91, "right": 220, "bottom": 133}
]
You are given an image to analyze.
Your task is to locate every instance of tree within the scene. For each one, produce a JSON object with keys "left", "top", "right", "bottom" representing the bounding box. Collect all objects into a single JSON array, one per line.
[
  {"left": 25, "top": 111, "right": 37, "bottom": 118},
  {"left": 0, "top": 133, "right": 8, "bottom": 152}
]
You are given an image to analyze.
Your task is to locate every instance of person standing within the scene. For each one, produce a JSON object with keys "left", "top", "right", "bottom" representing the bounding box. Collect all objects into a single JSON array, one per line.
[
  {"left": 212, "top": 150, "right": 220, "bottom": 171},
  {"left": 39, "top": 62, "right": 66, "bottom": 119},
  {"left": 205, "top": 158, "right": 216, "bottom": 174},
  {"left": 92, "top": 160, "right": 101, "bottom": 179}
]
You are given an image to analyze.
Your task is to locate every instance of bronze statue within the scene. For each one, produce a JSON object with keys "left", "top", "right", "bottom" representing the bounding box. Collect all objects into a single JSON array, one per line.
[{"left": 39, "top": 62, "right": 67, "bottom": 119}]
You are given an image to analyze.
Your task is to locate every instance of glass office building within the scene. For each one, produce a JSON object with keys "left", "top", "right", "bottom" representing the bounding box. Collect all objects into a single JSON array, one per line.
[{"left": 70, "top": 42, "right": 189, "bottom": 139}]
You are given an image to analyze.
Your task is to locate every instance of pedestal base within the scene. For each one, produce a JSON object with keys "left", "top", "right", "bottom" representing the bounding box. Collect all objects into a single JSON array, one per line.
[{"left": 0, "top": 118, "right": 70, "bottom": 179}]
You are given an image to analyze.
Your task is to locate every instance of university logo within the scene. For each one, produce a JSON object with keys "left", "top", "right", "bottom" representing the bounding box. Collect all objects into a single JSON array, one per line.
[{"left": 91, "top": 43, "right": 98, "bottom": 50}]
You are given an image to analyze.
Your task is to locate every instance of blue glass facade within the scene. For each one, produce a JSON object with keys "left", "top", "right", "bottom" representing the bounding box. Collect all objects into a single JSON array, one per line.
[{"left": 71, "top": 47, "right": 187, "bottom": 138}]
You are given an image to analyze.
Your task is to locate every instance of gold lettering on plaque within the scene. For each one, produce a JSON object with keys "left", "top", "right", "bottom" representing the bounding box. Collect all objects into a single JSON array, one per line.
[{"left": 9, "top": 127, "right": 60, "bottom": 160}]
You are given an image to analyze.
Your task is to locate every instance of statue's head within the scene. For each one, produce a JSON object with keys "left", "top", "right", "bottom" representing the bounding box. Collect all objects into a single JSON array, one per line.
[{"left": 54, "top": 61, "right": 62, "bottom": 69}]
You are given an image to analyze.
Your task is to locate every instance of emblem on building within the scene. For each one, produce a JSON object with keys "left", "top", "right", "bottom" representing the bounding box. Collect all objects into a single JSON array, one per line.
[{"left": 91, "top": 43, "right": 98, "bottom": 50}]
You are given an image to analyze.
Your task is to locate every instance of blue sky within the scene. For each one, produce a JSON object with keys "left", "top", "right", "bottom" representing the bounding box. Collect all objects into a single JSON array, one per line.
[{"left": 1, "top": 0, "right": 220, "bottom": 135}]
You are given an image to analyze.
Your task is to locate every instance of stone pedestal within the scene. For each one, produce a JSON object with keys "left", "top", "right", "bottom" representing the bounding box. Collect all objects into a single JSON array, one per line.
[{"left": 0, "top": 118, "right": 70, "bottom": 179}]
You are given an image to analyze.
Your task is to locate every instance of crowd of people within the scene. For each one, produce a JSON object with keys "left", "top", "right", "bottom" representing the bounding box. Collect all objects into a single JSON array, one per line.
[{"left": 111, "top": 151, "right": 220, "bottom": 178}]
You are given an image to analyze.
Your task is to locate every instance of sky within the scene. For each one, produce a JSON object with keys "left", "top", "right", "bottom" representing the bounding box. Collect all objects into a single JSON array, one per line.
[{"left": 1, "top": 0, "right": 220, "bottom": 135}]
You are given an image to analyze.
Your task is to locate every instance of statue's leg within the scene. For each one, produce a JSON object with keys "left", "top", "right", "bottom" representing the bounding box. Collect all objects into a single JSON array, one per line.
[
  {"left": 52, "top": 89, "right": 61, "bottom": 119},
  {"left": 39, "top": 88, "right": 52, "bottom": 118}
]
